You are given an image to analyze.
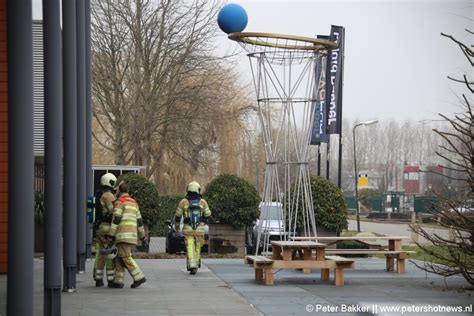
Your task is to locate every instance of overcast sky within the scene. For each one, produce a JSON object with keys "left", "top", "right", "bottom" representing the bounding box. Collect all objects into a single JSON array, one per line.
[
  {"left": 214, "top": 0, "right": 472, "bottom": 121},
  {"left": 33, "top": 0, "right": 472, "bottom": 122}
]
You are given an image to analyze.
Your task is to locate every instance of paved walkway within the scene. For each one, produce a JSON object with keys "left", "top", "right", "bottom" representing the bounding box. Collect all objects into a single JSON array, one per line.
[
  {"left": 0, "top": 259, "right": 260, "bottom": 316},
  {"left": 206, "top": 258, "right": 472, "bottom": 316},
  {"left": 0, "top": 257, "right": 472, "bottom": 316}
]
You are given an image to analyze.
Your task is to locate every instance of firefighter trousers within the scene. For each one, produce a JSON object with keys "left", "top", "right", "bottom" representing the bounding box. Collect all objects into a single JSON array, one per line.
[
  {"left": 113, "top": 243, "right": 145, "bottom": 285},
  {"left": 183, "top": 224, "right": 205, "bottom": 269},
  {"left": 93, "top": 238, "right": 115, "bottom": 282}
]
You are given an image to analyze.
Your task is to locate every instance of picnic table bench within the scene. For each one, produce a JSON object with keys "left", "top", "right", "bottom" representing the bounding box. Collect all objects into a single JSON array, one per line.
[
  {"left": 245, "top": 241, "right": 354, "bottom": 286},
  {"left": 290, "top": 236, "right": 413, "bottom": 273}
]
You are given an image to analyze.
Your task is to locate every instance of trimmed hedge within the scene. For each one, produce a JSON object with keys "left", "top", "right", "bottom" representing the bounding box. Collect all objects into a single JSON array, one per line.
[
  {"left": 359, "top": 188, "right": 382, "bottom": 208},
  {"left": 288, "top": 176, "right": 348, "bottom": 233},
  {"left": 311, "top": 176, "right": 348, "bottom": 232},
  {"left": 118, "top": 173, "right": 160, "bottom": 228},
  {"left": 204, "top": 174, "right": 260, "bottom": 229},
  {"left": 153, "top": 194, "right": 182, "bottom": 236}
]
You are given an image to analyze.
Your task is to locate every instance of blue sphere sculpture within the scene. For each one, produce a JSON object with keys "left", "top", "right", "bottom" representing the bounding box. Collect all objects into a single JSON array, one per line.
[{"left": 217, "top": 3, "right": 248, "bottom": 34}]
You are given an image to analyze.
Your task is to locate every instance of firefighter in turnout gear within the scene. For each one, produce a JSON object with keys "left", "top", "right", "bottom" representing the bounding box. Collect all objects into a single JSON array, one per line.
[
  {"left": 93, "top": 173, "right": 117, "bottom": 287},
  {"left": 175, "top": 181, "right": 211, "bottom": 275},
  {"left": 108, "top": 181, "right": 147, "bottom": 288}
]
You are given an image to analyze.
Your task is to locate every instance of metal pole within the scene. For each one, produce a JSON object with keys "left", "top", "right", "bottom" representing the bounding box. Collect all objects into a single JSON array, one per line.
[
  {"left": 76, "top": 0, "right": 87, "bottom": 272},
  {"left": 317, "top": 145, "right": 321, "bottom": 176},
  {"left": 337, "top": 134, "right": 343, "bottom": 188},
  {"left": 62, "top": 0, "right": 78, "bottom": 291},
  {"left": 337, "top": 38, "right": 345, "bottom": 189},
  {"left": 7, "top": 0, "right": 34, "bottom": 314},
  {"left": 353, "top": 124, "right": 361, "bottom": 232},
  {"left": 43, "top": 0, "right": 63, "bottom": 313},
  {"left": 85, "top": 0, "right": 93, "bottom": 259},
  {"left": 326, "top": 140, "right": 330, "bottom": 180},
  {"left": 255, "top": 150, "right": 259, "bottom": 193}
]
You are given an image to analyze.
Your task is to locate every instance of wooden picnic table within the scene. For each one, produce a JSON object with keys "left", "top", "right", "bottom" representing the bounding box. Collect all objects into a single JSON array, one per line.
[
  {"left": 271, "top": 240, "right": 327, "bottom": 262},
  {"left": 244, "top": 240, "right": 354, "bottom": 286},
  {"left": 290, "top": 236, "right": 412, "bottom": 273}
]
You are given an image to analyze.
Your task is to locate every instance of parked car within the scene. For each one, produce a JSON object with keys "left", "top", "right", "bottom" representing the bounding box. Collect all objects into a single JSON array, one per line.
[
  {"left": 247, "top": 202, "right": 289, "bottom": 254},
  {"left": 165, "top": 217, "right": 209, "bottom": 254},
  {"left": 449, "top": 199, "right": 474, "bottom": 213}
]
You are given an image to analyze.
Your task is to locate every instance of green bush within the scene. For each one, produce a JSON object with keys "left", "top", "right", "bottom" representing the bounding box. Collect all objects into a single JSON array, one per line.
[
  {"left": 153, "top": 194, "right": 182, "bottom": 236},
  {"left": 288, "top": 176, "right": 348, "bottom": 233},
  {"left": 118, "top": 173, "right": 160, "bottom": 228},
  {"left": 204, "top": 174, "right": 260, "bottom": 229},
  {"left": 359, "top": 188, "right": 382, "bottom": 208},
  {"left": 34, "top": 191, "right": 45, "bottom": 225},
  {"left": 312, "top": 176, "right": 348, "bottom": 232}
]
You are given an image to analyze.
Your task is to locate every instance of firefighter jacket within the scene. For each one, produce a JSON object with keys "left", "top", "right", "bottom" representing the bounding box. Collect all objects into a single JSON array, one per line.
[
  {"left": 97, "top": 191, "right": 115, "bottom": 237},
  {"left": 109, "top": 193, "right": 145, "bottom": 244}
]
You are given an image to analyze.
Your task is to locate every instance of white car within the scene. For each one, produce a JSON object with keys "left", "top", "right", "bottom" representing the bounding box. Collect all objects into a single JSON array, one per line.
[
  {"left": 449, "top": 199, "right": 474, "bottom": 213},
  {"left": 248, "top": 202, "right": 290, "bottom": 254}
]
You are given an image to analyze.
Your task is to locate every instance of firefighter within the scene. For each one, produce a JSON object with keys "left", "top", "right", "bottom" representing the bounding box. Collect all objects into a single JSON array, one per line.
[
  {"left": 108, "top": 181, "right": 147, "bottom": 288},
  {"left": 175, "top": 181, "right": 211, "bottom": 275},
  {"left": 93, "top": 173, "right": 117, "bottom": 287}
]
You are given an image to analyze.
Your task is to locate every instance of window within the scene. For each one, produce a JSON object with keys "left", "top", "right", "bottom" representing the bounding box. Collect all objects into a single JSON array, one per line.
[{"left": 404, "top": 172, "right": 419, "bottom": 180}]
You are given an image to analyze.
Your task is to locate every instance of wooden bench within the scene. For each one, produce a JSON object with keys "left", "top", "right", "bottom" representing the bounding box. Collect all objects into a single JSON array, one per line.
[
  {"left": 323, "top": 256, "right": 355, "bottom": 286},
  {"left": 245, "top": 255, "right": 275, "bottom": 285},
  {"left": 325, "top": 249, "right": 414, "bottom": 273},
  {"left": 245, "top": 255, "right": 354, "bottom": 286},
  {"left": 291, "top": 236, "right": 412, "bottom": 273}
]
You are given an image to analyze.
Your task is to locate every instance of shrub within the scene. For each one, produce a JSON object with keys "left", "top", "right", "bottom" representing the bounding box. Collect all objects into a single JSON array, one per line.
[
  {"left": 118, "top": 173, "right": 160, "bottom": 228},
  {"left": 358, "top": 188, "right": 382, "bottom": 208},
  {"left": 153, "top": 194, "right": 182, "bottom": 236},
  {"left": 288, "top": 176, "right": 348, "bottom": 233},
  {"left": 311, "top": 176, "right": 347, "bottom": 232},
  {"left": 204, "top": 174, "right": 260, "bottom": 229}
]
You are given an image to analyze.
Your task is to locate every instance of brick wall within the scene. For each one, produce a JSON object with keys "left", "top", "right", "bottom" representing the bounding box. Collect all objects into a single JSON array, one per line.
[{"left": 0, "top": 0, "right": 7, "bottom": 273}]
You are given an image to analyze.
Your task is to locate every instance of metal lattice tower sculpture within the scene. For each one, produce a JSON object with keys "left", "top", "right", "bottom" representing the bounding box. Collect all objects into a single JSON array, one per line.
[{"left": 230, "top": 33, "right": 336, "bottom": 254}]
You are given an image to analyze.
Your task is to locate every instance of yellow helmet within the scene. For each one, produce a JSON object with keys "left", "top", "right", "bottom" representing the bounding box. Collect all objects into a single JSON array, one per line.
[
  {"left": 100, "top": 173, "right": 117, "bottom": 188},
  {"left": 187, "top": 181, "right": 201, "bottom": 194}
]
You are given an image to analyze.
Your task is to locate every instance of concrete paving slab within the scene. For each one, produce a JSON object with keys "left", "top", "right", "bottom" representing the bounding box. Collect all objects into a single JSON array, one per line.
[
  {"left": 204, "top": 258, "right": 473, "bottom": 316},
  {"left": 1, "top": 257, "right": 472, "bottom": 316},
  {"left": 0, "top": 258, "right": 260, "bottom": 316}
]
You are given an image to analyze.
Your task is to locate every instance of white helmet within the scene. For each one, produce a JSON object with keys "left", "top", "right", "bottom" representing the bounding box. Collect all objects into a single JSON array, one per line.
[
  {"left": 100, "top": 173, "right": 117, "bottom": 188},
  {"left": 187, "top": 181, "right": 201, "bottom": 194}
]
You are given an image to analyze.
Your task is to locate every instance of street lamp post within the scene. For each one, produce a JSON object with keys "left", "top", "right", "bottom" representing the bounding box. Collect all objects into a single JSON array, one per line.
[{"left": 353, "top": 119, "right": 378, "bottom": 232}]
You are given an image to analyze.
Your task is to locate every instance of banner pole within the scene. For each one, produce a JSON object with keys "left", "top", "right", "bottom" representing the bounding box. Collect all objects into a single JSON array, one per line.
[
  {"left": 326, "top": 140, "right": 330, "bottom": 180},
  {"left": 336, "top": 27, "right": 345, "bottom": 189},
  {"left": 317, "top": 145, "right": 321, "bottom": 176}
]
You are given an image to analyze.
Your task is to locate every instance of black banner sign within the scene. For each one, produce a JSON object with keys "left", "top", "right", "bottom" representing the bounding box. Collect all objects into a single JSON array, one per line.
[
  {"left": 325, "top": 25, "right": 345, "bottom": 135},
  {"left": 310, "top": 52, "right": 328, "bottom": 145}
]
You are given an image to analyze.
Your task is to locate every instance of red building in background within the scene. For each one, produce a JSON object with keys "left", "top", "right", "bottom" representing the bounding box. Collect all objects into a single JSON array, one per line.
[
  {"left": 403, "top": 165, "right": 420, "bottom": 194},
  {"left": 403, "top": 164, "right": 445, "bottom": 196}
]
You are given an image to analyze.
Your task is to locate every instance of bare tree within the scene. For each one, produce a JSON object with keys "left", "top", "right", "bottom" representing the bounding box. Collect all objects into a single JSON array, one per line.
[
  {"left": 410, "top": 30, "right": 474, "bottom": 286},
  {"left": 91, "top": 0, "right": 254, "bottom": 192}
]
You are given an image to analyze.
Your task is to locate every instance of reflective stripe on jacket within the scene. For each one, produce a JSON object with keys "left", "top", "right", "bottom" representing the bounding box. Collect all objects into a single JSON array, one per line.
[{"left": 109, "top": 194, "right": 145, "bottom": 244}]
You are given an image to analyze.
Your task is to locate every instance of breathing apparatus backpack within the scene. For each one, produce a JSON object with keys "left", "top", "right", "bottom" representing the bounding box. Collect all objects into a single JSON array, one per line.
[
  {"left": 94, "top": 188, "right": 114, "bottom": 226},
  {"left": 188, "top": 198, "right": 201, "bottom": 230}
]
